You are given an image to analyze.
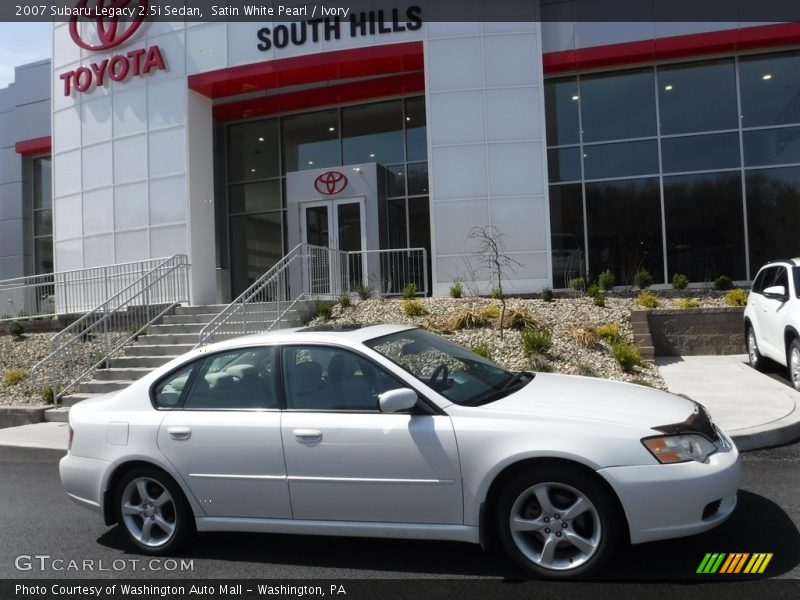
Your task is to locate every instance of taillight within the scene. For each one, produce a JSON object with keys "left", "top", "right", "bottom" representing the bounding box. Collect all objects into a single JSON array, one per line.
[{"left": 68, "top": 426, "right": 74, "bottom": 451}]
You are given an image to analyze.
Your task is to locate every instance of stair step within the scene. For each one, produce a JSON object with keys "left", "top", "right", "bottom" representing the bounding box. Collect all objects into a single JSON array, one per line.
[
  {"left": 44, "top": 407, "right": 70, "bottom": 423},
  {"left": 94, "top": 368, "right": 153, "bottom": 381},
  {"left": 60, "top": 394, "right": 97, "bottom": 407},
  {"left": 108, "top": 355, "right": 175, "bottom": 368},
  {"left": 173, "top": 305, "right": 229, "bottom": 316},
  {"left": 149, "top": 323, "right": 207, "bottom": 334},
  {"left": 79, "top": 380, "right": 135, "bottom": 394},
  {"left": 161, "top": 314, "right": 217, "bottom": 325},
  {"left": 137, "top": 333, "right": 201, "bottom": 345},
  {"left": 124, "top": 344, "right": 195, "bottom": 357}
]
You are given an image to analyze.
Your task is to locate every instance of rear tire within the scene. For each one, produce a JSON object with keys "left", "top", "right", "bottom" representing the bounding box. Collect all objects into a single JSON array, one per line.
[
  {"left": 496, "top": 465, "right": 620, "bottom": 579},
  {"left": 789, "top": 339, "right": 800, "bottom": 392},
  {"left": 747, "top": 326, "right": 767, "bottom": 372},
  {"left": 114, "top": 466, "right": 194, "bottom": 555}
]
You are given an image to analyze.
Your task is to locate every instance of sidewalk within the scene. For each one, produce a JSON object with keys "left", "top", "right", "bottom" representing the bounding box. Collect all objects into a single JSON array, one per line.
[
  {"left": 657, "top": 354, "right": 800, "bottom": 451},
  {"left": 1, "top": 355, "right": 798, "bottom": 453}
]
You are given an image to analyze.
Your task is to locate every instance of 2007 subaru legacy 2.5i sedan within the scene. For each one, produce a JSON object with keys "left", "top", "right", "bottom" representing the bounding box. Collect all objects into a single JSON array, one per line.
[{"left": 61, "top": 324, "right": 740, "bottom": 579}]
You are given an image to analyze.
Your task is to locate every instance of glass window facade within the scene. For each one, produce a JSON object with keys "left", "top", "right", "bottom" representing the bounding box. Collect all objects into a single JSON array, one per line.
[
  {"left": 225, "top": 96, "right": 428, "bottom": 296},
  {"left": 545, "top": 51, "right": 800, "bottom": 285},
  {"left": 32, "top": 157, "right": 53, "bottom": 275}
]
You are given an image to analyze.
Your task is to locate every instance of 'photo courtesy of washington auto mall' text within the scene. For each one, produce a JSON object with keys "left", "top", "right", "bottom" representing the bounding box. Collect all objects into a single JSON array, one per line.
[{"left": 1, "top": 0, "right": 800, "bottom": 599}]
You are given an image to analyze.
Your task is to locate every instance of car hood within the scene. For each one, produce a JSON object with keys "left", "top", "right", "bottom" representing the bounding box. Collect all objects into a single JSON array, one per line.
[{"left": 484, "top": 373, "right": 697, "bottom": 431}]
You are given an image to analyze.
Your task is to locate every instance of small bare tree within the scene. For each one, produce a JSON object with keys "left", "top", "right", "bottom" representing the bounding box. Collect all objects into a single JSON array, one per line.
[{"left": 468, "top": 226, "right": 521, "bottom": 339}]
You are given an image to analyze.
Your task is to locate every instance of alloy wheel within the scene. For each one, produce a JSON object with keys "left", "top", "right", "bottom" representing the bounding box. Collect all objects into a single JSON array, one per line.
[{"left": 120, "top": 477, "right": 177, "bottom": 548}]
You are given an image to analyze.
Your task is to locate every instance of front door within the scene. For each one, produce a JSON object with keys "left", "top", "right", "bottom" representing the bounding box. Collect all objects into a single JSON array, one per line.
[{"left": 302, "top": 198, "right": 366, "bottom": 293}]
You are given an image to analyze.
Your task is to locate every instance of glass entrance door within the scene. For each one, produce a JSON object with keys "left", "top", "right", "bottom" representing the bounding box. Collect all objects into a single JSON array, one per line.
[{"left": 302, "top": 199, "right": 366, "bottom": 294}]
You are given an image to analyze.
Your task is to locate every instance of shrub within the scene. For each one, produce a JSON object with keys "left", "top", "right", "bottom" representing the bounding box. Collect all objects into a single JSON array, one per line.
[
  {"left": 529, "top": 354, "right": 553, "bottom": 373},
  {"left": 402, "top": 299, "right": 428, "bottom": 317},
  {"left": 355, "top": 285, "right": 373, "bottom": 300},
  {"left": 401, "top": 282, "right": 418, "bottom": 300},
  {"left": 8, "top": 321, "right": 24, "bottom": 340},
  {"left": 502, "top": 310, "right": 536, "bottom": 330},
  {"left": 634, "top": 269, "right": 654, "bottom": 289},
  {"left": 725, "top": 288, "right": 748, "bottom": 307},
  {"left": 489, "top": 286, "right": 504, "bottom": 300},
  {"left": 598, "top": 269, "right": 615, "bottom": 291},
  {"left": 612, "top": 341, "right": 642, "bottom": 373},
  {"left": 714, "top": 275, "right": 734, "bottom": 291},
  {"left": 317, "top": 302, "right": 332, "bottom": 321},
  {"left": 446, "top": 310, "right": 488, "bottom": 330},
  {"left": 636, "top": 291, "right": 660, "bottom": 309},
  {"left": 595, "top": 323, "right": 622, "bottom": 344},
  {"left": 40, "top": 386, "right": 55, "bottom": 405},
  {"left": 449, "top": 281, "right": 463, "bottom": 299},
  {"left": 587, "top": 284, "right": 600, "bottom": 299},
  {"left": 540, "top": 288, "right": 554, "bottom": 302},
  {"left": 675, "top": 298, "right": 701, "bottom": 309},
  {"left": 471, "top": 343, "right": 492, "bottom": 359},
  {"left": 338, "top": 291, "right": 351, "bottom": 308},
  {"left": 592, "top": 292, "right": 606, "bottom": 307},
  {"left": 577, "top": 363, "right": 598, "bottom": 377},
  {"left": 672, "top": 273, "right": 689, "bottom": 290},
  {"left": 522, "top": 324, "right": 552, "bottom": 356},
  {"left": 568, "top": 327, "right": 599, "bottom": 349},
  {"left": 126, "top": 321, "right": 144, "bottom": 341},
  {"left": 3, "top": 368, "right": 27, "bottom": 386},
  {"left": 481, "top": 305, "right": 501, "bottom": 319},
  {"left": 569, "top": 276, "right": 585, "bottom": 294}
]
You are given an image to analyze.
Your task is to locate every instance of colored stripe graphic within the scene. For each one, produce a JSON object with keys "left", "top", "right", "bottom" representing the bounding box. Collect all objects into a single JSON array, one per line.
[{"left": 697, "top": 553, "right": 772, "bottom": 574}]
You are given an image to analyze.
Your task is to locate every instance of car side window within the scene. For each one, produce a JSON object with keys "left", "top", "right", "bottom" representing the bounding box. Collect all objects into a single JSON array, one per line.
[
  {"left": 182, "top": 347, "right": 279, "bottom": 410},
  {"left": 751, "top": 269, "right": 768, "bottom": 294},
  {"left": 772, "top": 267, "right": 789, "bottom": 292},
  {"left": 282, "top": 345, "right": 403, "bottom": 411},
  {"left": 153, "top": 363, "right": 197, "bottom": 408}
]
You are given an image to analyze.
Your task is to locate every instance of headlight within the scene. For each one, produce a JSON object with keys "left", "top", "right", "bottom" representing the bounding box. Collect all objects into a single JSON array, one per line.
[{"left": 642, "top": 434, "right": 718, "bottom": 464}]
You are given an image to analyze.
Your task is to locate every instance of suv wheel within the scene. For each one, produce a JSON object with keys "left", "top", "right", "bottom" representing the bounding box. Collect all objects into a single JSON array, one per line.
[
  {"left": 747, "top": 326, "right": 767, "bottom": 372},
  {"left": 789, "top": 339, "right": 800, "bottom": 392}
]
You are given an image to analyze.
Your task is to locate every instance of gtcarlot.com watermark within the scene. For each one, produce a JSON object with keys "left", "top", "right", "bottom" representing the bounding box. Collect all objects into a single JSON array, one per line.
[{"left": 14, "top": 554, "right": 194, "bottom": 573}]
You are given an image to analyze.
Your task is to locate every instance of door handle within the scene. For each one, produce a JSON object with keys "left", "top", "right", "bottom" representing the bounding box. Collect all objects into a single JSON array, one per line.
[
  {"left": 167, "top": 426, "right": 191, "bottom": 440},
  {"left": 293, "top": 429, "right": 322, "bottom": 443}
]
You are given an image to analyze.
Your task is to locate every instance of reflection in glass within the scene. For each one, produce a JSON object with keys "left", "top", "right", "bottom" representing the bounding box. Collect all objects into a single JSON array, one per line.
[
  {"left": 586, "top": 178, "right": 663, "bottom": 284},
  {"left": 386, "top": 165, "right": 405, "bottom": 198},
  {"left": 746, "top": 166, "right": 800, "bottom": 270},
  {"left": 337, "top": 203, "right": 362, "bottom": 253},
  {"left": 661, "top": 133, "right": 740, "bottom": 173},
  {"left": 664, "top": 172, "right": 745, "bottom": 281},
  {"left": 547, "top": 147, "right": 581, "bottom": 182},
  {"left": 230, "top": 212, "right": 283, "bottom": 297},
  {"left": 408, "top": 197, "right": 430, "bottom": 251},
  {"left": 282, "top": 110, "right": 340, "bottom": 173},
  {"left": 34, "top": 238, "right": 53, "bottom": 275},
  {"left": 657, "top": 60, "right": 738, "bottom": 135},
  {"left": 740, "top": 52, "right": 800, "bottom": 128},
  {"left": 744, "top": 127, "right": 800, "bottom": 167},
  {"left": 545, "top": 78, "right": 580, "bottom": 146},
  {"left": 229, "top": 181, "right": 281, "bottom": 214},
  {"left": 583, "top": 140, "right": 658, "bottom": 179},
  {"left": 387, "top": 199, "right": 407, "bottom": 249},
  {"left": 304, "top": 206, "right": 329, "bottom": 247},
  {"left": 34, "top": 210, "right": 53, "bottom": 237},
  {"left": 228, "top": 119, "right": 280, "bottom": 182},
  {"left": 407, "top": 163, "right": 429, "bottom": 195},
  {"left": 580, "top": 69, "right": 656, "bottom": 142},
  {"left": 405, "top": 97, "right": 427, "bottom": 161},
  {"left": 342, "top": 100, "right": 404, "bottom": 165},
  {"left": 33, "top": 157, "right": 52, "bottom": 209},
  {"left": 548, "top": 184, "right": 585, "bottom": 288}
]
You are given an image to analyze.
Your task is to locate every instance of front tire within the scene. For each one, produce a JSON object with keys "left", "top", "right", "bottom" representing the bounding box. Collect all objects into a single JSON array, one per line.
[
  {"left": 747, "top": 326, "right": 767, "bottom": 372},
  {"left": 789, "top": 339, "right": 800, "bottom": 392},
  {"left": 496, "top": 465, "right": 620, "bottom": 579},
  {"left": 114, "top": 467, "right": 193, "bottom": 555}
]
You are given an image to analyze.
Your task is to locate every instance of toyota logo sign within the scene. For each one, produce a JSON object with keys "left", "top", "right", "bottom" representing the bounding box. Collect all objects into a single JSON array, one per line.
[
  {"left": 314, "top": 171, "right": 348, "bottom": 195},
  {"left": 69, "top": 1, "right": 148, "bottom": 51}
]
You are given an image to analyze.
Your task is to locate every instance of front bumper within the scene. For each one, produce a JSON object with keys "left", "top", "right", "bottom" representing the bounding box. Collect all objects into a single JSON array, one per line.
[
  {"left": 598, "top": 441, "right": 740, "bottom": 544},
  {"left": 59, "top": 453, "right": 112, "bottom": 514}
]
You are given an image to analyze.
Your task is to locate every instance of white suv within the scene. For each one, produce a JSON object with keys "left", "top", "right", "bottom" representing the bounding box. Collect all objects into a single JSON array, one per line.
[{"left": 744, "top": 259, "right": 800, "bottom": 391}]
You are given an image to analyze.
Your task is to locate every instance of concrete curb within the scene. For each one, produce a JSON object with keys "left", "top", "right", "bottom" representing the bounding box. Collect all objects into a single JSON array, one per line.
[
  {"left": 728, "top": 407, "right": 800, "bottom": 452},
  {"left": 0, "top": 406, "right": 46, "bottom": 430}
]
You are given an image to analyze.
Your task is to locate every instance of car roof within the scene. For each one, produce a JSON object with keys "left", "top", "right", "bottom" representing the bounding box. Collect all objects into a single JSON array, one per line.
[
  {"left": 759, "top": 258, "right": 800, "bottom": 269},
  {"left": 199, "top": 323, "right": 416, "bottom": 353}
]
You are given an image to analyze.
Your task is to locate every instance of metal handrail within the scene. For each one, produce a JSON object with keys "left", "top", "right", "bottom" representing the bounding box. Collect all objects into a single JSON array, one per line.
[
  {"left": 0, "top": 257, "right": 179, "bottom": 322},
  {"left": 30, "top": 255, "right": 190, "bottom": 404}
]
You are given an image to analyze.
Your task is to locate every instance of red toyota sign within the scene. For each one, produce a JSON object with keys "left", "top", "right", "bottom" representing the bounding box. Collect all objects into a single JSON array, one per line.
[
  {"left": 69, "top": 1, "right": 148, "bottom": 51},
  {"left": 314, "top": 171, "right": 349, "bottom": 195},
  {"left": 60, "top": 1, "right": 166, "bottom": 96}
]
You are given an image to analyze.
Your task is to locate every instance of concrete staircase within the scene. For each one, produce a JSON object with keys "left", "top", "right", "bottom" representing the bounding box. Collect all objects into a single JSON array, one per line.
[{"left": 44, "top": 302, "right": 309, "bottom": 422}]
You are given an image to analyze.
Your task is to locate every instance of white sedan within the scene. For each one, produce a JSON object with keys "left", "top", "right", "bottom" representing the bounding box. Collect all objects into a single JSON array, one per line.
[{"left": 61, "top": 324, "right": 740, "bottom": 579}]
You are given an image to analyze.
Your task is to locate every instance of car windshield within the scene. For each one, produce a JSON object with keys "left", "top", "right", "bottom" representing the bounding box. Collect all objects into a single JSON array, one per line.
[{"left": 365, "top": 328, "right": 533, "bottom": 406}]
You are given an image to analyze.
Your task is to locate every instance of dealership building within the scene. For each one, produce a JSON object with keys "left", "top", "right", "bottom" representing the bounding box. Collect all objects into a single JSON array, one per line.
[{"left": 2, "top": 5, "right": 800, "bottom": 305}]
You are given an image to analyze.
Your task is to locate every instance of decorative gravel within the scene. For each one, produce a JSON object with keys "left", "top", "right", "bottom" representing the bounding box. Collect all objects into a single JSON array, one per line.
[{"left": 0, "top": 333, "right": 54, "bottom": 407}]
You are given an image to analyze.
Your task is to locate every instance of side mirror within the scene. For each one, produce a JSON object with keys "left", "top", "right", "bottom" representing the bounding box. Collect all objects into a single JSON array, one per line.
[
  {"left": 764, "top": 285, "right": 787, "bottom": 300},
  {"left": 379, "top": 388, "right": 418, "bottom": 413}
]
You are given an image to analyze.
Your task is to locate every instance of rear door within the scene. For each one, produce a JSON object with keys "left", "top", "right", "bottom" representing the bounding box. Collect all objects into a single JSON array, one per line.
[{"left": 156, "top": 346, "right": 292, "bottom": 519}]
